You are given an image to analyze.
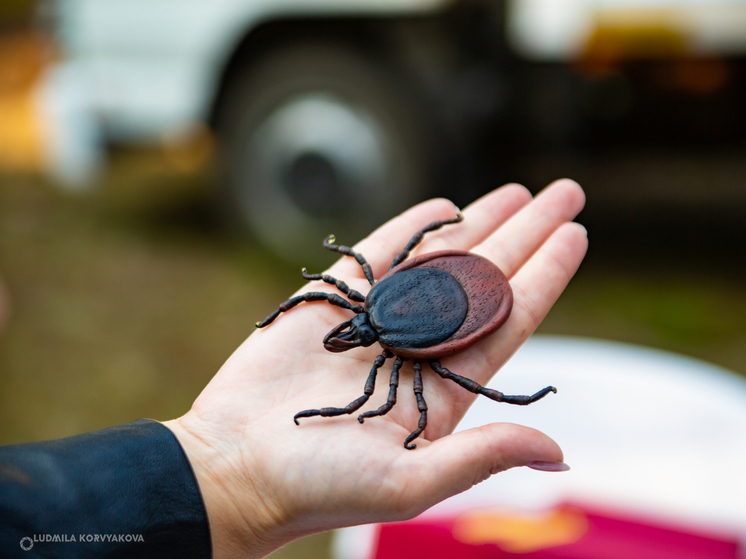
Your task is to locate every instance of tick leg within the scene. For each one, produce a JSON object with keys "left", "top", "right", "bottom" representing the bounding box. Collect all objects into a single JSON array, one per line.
[
  {"left": 294, "top": 353, "right": 388, "bottom": 424},
  {"left": 256, "top": 292, "right": 364, "bottom": 328},
  {"left": 389, "top": 214, "right": 463, "bottom": 270},
  {"left": 301, "top": 268, "right": 365, "bottom": 303},
  {"left": 430, "top": 360, "right": 557, "bottom": 405},
  {"left": 404, "top": 361, "right": 428, "bottom": 450},
  {"left": 323, "top": 235, "right": 375, "bottom": 286},
  {"left": 358, "top": 356, "right": 402, "bottom": 423}
]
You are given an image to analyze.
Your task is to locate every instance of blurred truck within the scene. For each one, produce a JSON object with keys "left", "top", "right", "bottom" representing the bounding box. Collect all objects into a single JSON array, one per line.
[{"left": 38, "top": 0, "right": 746, "bottom": 257}]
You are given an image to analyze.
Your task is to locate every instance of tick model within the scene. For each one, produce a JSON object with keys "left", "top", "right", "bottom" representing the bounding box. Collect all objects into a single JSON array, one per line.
[{"left": 256, "top": 215, "right": 556, "bottom": 449}]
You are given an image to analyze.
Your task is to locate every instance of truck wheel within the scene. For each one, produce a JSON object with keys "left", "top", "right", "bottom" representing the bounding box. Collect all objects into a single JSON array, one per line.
[{"left": 216, "top": 41, "right": 431, "bottom": 262}]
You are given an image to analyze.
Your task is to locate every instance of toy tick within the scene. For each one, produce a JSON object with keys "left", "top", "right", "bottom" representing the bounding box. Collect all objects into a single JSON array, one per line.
[{"left": 256, "top": 215, "right": 556, "bottom": 449}]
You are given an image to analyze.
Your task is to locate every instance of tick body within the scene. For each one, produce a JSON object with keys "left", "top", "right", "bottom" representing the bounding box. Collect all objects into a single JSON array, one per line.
[{"left": 256, "top": 215, "right": 556, "bottom": 449}]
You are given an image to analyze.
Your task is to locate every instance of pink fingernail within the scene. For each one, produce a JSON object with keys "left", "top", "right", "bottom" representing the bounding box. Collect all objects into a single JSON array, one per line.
[{"left": 527, "top": 461, "right": 570, "bottom": 472}]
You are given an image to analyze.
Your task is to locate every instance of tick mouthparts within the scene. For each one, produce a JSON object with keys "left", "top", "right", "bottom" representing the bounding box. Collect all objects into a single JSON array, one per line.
[
  {"left": 323, "top": 319, "right": 362, "bottom": 352},
  {"left": 323, "top": 314, "right": 379, "bottom": 352}
]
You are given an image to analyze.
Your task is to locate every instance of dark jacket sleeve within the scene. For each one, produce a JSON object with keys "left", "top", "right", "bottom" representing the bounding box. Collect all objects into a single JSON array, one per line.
[{"left": 0, "top": 419, "right": 212, "bottom": 559}]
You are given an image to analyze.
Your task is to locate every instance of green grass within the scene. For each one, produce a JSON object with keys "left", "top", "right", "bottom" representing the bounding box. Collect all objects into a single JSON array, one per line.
[{"left": 0, "top": 151, "right": 303, "bottom": 444}]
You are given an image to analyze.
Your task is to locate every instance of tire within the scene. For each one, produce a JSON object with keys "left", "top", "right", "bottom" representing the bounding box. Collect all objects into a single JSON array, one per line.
[{"left": 216, "top": 41, "right": 431, "bottom": 262}]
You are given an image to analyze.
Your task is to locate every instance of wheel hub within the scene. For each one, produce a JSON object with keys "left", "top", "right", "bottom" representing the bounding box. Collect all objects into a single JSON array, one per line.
[{"left": 284, "top": 151, "right": 340, "bottom": 218}]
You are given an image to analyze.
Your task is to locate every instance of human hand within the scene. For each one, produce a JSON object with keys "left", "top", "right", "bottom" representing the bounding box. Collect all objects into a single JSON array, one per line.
[{"left": 164, "top": 179, "right": 587, "bottom": 559}]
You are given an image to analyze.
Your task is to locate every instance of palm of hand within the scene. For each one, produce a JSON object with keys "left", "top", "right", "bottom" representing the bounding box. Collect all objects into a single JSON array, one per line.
[{"left": 170, "top": 180, "right": 587, "bottom": 558}]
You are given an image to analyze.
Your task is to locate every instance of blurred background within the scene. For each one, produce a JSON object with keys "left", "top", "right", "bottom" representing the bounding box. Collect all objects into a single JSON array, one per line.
[{"left": 0, "top": 0, "right": 745, "bottom": 557}]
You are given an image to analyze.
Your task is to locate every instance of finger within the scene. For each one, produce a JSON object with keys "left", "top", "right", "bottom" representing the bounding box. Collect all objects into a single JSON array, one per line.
[
  {"left": 472, "top": 179, "right": 585, "bottom": 278},
  {"left": 325, "top": 198, "right": 459, "bottom": 283},
  {"left": 324, "top": 183, "right": 534, "bottom": 285},
  {"left": 399, "top": 423, "right": 565, "bottom": 516},
  {"left": 430, "top": 220, "right": 587, "bottom": 407},
  {"left": 274, "top": 198, "right": 461, "bottom": 328},
  {"left": 475, "top": 221, "right": 588, "bottom": 376},
  {"left": 411, "top": 183, "right": 533, "bottom": 255}
]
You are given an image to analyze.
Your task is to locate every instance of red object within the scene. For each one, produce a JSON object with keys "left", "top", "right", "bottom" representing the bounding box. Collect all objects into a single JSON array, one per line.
[{"left": 373, "top": 503, "right": 742, "bottom": 559}]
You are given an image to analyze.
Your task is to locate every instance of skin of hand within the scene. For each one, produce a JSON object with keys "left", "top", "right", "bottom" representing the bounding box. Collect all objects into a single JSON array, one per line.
[{"left": 164, "top": 179, "right": 588, "bottom": 559}]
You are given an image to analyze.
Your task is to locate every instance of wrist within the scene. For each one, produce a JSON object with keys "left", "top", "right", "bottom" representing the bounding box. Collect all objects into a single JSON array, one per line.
[{"left": 162, "top": 416, "right": 288, "bottom": 559}]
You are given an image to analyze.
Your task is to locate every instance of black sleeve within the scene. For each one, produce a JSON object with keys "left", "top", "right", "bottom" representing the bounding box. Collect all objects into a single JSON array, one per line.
[{"left": 0, "top": 419, "right": 212, "bottom": 559}]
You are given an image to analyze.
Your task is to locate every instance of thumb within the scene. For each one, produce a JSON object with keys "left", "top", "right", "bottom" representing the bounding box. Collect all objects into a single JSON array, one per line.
[{"left": 405, "top": 422, "right": 566, "bottom": 511}]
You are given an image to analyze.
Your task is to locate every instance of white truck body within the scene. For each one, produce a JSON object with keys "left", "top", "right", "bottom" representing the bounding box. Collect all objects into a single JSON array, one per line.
[{"left": 40, "top": 0, "right": 746, "bottom": 185}]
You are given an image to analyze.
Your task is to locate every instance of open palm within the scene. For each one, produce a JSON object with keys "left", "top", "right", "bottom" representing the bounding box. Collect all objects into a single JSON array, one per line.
[{"left": 166, "top": 179, "right": 587, "bottom": 559}]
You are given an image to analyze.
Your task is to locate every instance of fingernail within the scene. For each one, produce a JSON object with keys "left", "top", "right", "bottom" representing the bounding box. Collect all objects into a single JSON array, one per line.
[{"left": 527, "top": 461, "right": 570, "bottom": 472}]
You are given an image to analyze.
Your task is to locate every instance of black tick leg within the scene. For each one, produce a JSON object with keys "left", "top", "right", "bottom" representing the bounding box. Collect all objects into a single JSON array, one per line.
[
  {"left": 429, "top": 359, "right": 556, "bottom": 405},
  {"left": 256, "top": 292, "right": 364, "bottom": 328},
  {"left": 294, "top": 353, "right": 388, "bottom": 424},
  {"left": 301, "top": 268, "right": 365, "bottom": 303},
  {"left": 404, "top": 361, "right": 428, "bottom": 450},
  {"left": 389, "top": 214, "right": 463, "bottom": 270},
  {"left": 358, "top": 356, "right": 402, "bottom": 422},
  {"left": 323, "top": 235, "right": 375, "bottom": 286}
]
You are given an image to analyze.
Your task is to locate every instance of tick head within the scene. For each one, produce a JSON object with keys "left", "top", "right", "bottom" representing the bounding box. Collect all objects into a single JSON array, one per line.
[{"left": 324, "top": 313, "right": 378, "bottom": 352}]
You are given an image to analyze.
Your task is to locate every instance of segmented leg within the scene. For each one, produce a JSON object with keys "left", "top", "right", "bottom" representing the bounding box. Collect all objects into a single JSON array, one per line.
[
  {"left": 256, "top": 292, "right": 364, "bottom": 328},
  {"left": 323, "top": 235, "right": 375, "bottom": 286},
  {"left": 301, "top": 268, "right": 365, "bottom": 303},
  {"left": 293, "top": 353, "right": 388, "bottom": 424},
  {"left": 430, "top": 359, "right": 556, "bottom": 404},
  {"left": 404, "top": 361, "right": 428, "bottom": 450},
  {"left": 358, "top": 356, "right": 403, "bottom": 422},
  {"left": 389, "top": 214, "right": 463, "bottom": 270}
]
